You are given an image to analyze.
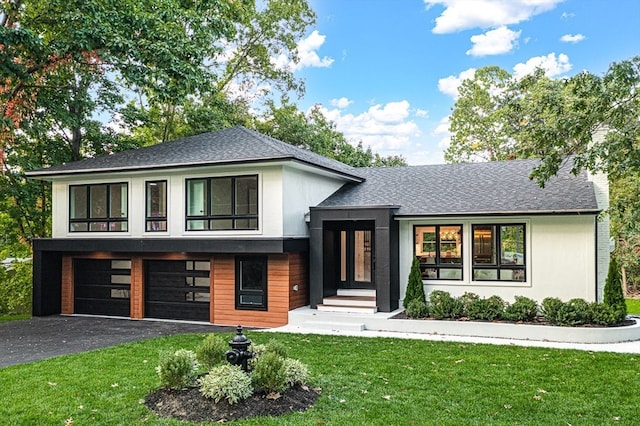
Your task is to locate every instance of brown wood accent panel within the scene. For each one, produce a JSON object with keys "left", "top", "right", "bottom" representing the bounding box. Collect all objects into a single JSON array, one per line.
[
  {"left": 289, "top": 252, "right": 309, "bottom": 309},
  {"left": 61, "top": 256, "right": 74, "bottom": 314},
  {"left": 212, "top": 255, "right": 289, "bottom": 328},
  {"left": 130, "top": 257, "right": 144, "bottom": 319}
]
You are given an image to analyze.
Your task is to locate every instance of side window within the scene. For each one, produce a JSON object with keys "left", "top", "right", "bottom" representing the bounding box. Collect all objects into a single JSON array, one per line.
[
  {"left": 472, "top": 224, "right": 526, "bottom": 282},
  {"left": 146, "top": 180, "right": 167, "bottom": 232},
  {"left": 235, "top": 256, "right": 267, "bottom": 310},
  {"left": 414, "top": 225, "right": 463, "bottom": 280},
  {"left": 69, "top": 183, "right": 128, "bottom": 232},
  {"left": 186, "top": 175, "right": 258, "bottom": 231}
]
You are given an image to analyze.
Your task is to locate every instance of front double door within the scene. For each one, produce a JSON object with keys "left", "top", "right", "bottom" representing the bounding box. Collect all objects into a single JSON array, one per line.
[{"left": 338, "top": 223, "right": 374, "bottom": 289}]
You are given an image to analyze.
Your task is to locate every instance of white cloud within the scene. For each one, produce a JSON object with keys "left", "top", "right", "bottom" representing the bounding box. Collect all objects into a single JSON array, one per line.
[
  {"left": 274, "top": 30, "right": 334, "bottom": 72},
  {"left": 512, "top": 52, "right": 572, "bottom": 79},
  {"left": 415, "top": 108, "right": 429, "bottom": 118},
  {"left": 467, "top": 26, "right": 521, "bottom": 56},
  {"left": 424, "top": 0, "right": 564, "bottom": 34},
  {"left": 314, "top": 100, "right": 421, "bottom": 152},
  {"left": 438, "top": 67, "right": 476, "bottom": 99},
  {"left": 560, "top": 33, "right": 585, "bottom": 43},
  {"left": 330, "top": 97, "right": 353, "bottom": 109},
  {"left": 561, "top": 12, "right": 575, "bottom": 19}
]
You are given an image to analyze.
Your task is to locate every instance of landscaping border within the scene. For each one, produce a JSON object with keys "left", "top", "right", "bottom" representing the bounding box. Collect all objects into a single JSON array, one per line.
[{"left": 366, "top": 315, "right": 640, "bottom": 344}]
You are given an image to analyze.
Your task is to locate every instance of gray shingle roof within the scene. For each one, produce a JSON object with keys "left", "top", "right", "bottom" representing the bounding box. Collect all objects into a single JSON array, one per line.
[
  {"left": 26, "top": 126, "right": 364, "bottom": 181},
  {"left": 317, "top": 159, "right": 599, "bottom": 215}
]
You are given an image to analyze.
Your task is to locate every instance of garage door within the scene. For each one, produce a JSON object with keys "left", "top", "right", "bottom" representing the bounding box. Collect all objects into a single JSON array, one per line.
[
  {"left": 145, "top": 260, "right": 210, "bottom": 321},
  {"left": 74, "top": 259, "right": 131, "bottom": 317}
]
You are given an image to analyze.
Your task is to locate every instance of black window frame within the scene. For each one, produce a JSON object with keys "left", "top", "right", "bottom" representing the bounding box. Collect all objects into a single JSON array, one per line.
[
  {"left": 235, "top": 256, "right": 267, "bottom": 311},
  {"left": 413, "top": 224, "right": 463, "bottom": 281},
  {"left": 472, "top": 223, "right": 527, "bottom": 282},
  {"left": 185, "top": 175, "right": 258, "bottom": 231},
  {"left": 145, "top": 180, "right": 168, "bottom": 232},
  {"left": 69, "top": 182, "right": 128, "bottom": 232}
]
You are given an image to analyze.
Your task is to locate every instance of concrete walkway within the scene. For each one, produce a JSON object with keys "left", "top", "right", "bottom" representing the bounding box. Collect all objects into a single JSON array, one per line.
[{"left": 260, "top": 307, "right": 640, "bottom": 354}]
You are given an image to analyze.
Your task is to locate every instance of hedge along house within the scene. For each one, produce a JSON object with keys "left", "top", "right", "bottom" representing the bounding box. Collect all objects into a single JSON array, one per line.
[{"left": 27, "top": 126, "right": 609, "bottom": 327}]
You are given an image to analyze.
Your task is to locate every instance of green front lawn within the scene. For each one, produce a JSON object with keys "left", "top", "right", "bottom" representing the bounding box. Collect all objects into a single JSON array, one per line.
[
  {"left": 627, "top": 298, "right": 640, "bottom": 315},
  {"left": 1, "top": 332, "right": 638, "bottom": 425},
  {"left": 0, "top": 313, "right": 30, "bottom": 323}
]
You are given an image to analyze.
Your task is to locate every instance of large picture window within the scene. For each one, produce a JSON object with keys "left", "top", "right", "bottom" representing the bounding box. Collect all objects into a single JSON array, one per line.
[
  {"left": 414, "top": 225, "right": 463, "bottom": 280},
  {"left": 235, "top": 256, "right": 267, "bottom": 310},
  {"left": 473, "top": 224, "right": 526, "bottom": 282},
  {"left": 186, "top": 175, "right": 258, "bottom": 231},
  {"left": 146, "top": 180, "right": 167, "bottom": 232},
  {"left": 69, "top": 183, "right": 128, "bottom": 232}
]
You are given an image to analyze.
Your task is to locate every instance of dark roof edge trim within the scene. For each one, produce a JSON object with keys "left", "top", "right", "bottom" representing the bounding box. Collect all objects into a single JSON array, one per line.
[
  {"left": 310, "top": 204, "right": 401, "bottom": 211},
  {"left": 26, "top": 157, "right": 364, "bottom": 182},
  {"left": 394, "top": 209, "right": 601, "bottom": 219}
]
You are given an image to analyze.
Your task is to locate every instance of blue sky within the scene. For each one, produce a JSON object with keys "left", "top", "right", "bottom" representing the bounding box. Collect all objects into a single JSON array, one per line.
[{"left": 286, "top": 0, "right": 640, "bottom": 165}]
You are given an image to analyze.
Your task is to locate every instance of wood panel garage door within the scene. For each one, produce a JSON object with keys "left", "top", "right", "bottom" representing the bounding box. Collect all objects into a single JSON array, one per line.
[
  {"left": 145, "top": 260, "right": 210, "bottom": 321},
  {"left": 74, "top": 259, "right": 131, "bottom": 317}
]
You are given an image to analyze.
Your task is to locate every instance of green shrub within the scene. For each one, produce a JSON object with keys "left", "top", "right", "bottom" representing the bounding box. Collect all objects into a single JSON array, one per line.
[
  {"left": 156, "top": 349, "right": 199, "bottom": 389},
  {"left": 251, "top": 351, "right": 287, "bottom": 392},
  {"left": 465, "top": 296, "right": 504, "bottom": 321},
  {"left": 540, "top": 297, "right": 564, "bottom": 324},
  {"left": 604, "top": 256, "right": 627, "bottom": 316},
  {"left": 503, "top": 296, "right": 538, "bottom": 322},
  {"left": 591, "top": 302, "right": 627, "bottom": 326},
  {"left": 0, "top": 261, "right": 32, "bottom": 315},
  {"left": 429, "top": 290, "right": 463, "bottom": 320},
  {"left": 264, "top": 339, "right": 288, "bottom": 359},
  {"left": 405, "top": 299, "right": 428, "bottom": 318},
  {"left": 403, "top": 257, "right": 426, "bottom": 308},
  {"left": 196, "top": 334, "right": 228, "bottom": 370},
  {"left": 199, "top": 364, "right": 253, "bottom": 404},
  {"left": 459, "top": 292, "right": 479, "bottom": 316},
  {"left": 546, "top": 298, "right": 592, "bottom": 326},
  {"left": 283, "top": 358, "right": 310, "bottom": 387}
]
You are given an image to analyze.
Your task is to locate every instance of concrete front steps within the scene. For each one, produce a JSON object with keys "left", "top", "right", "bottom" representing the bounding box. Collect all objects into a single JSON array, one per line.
[{"left": 316, "top": 289, "right": 377, "bottom": 314}]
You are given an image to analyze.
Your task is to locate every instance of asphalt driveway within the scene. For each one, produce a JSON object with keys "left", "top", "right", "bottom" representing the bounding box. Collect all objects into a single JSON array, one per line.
[{"left": 0, "top": 316, "right": 235, "bottom": 368}]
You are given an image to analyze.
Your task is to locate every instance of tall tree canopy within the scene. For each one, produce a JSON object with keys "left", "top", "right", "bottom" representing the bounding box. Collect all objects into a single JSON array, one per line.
[
  {"left": 447, "top": 56, "right": 640, "bottom": 184},
  {"left": 447, "top": 56, "right": 640, "bottom": 289}
]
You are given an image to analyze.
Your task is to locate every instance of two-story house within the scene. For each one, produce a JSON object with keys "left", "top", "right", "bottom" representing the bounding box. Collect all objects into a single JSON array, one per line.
[{"left": 27, "top": 126, "right": 609, "bottom": 327}]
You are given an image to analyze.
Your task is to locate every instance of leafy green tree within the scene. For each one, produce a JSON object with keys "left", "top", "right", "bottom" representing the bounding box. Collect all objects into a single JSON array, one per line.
[
  {"left": 447, "top": 56, "right": 640, "bottom": 291},
  {"left": 403, "top": 257, "right": 426, "bottom": 308},
  {"left": 446, "top": 66, "right": 518, "bottom": 163},
  {"left": 256, "top": 100, "right": 406, "bottom": 167}
]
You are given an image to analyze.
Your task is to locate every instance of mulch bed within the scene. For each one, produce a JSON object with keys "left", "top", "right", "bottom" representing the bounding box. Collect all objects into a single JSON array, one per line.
[
  {"left": 390, "top": 311, "right": 636, "bottom": 327},
  {"left": 145, "top": 384, "right": 320, "bottom": 423}
]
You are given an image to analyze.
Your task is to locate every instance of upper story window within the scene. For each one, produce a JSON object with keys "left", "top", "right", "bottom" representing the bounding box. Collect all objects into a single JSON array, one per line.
[
  {"left": 414, "top": 225, "right": 463, "bottom": 280},
  {"left": 146, "top": 180, "right": 167, "bottom": 232},
  {"left": 186, "top": 175, "right": 258, "bottom": 231},
  {"left": 472, "top": 224, "right": 526, "bottom": 282},
  {"left": 69, "top": 183, "right": 128, "bottom": 232}
]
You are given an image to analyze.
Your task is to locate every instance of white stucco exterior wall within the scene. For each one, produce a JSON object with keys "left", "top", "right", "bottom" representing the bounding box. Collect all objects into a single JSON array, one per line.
[
  {"left": 282, "top": 165, "right": 347, "bottom": 238},
  {"left": 397, "top": 215, "right": 598, "bottom": 307},
  {"left": 49, "top": 162, "right": 352, "bottom": 240}
]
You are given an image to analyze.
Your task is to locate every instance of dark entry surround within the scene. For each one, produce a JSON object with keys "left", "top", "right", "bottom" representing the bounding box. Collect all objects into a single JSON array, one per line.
[{"left": 309, "top": 206, "right": 400, "bottom": 312}]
